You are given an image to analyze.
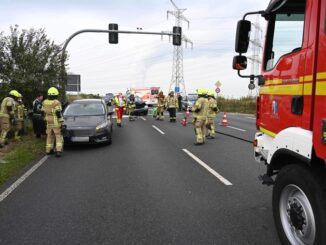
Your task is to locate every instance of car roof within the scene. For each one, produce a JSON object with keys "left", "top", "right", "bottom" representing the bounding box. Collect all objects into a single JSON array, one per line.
[{"left": 72, "top": 99, "right": 104, "bottom": 104}]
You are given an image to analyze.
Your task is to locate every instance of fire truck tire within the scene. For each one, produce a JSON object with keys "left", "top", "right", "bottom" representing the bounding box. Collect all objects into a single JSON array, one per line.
[{"left": 272, "top": 164, "right": 326, "bottom": 245}]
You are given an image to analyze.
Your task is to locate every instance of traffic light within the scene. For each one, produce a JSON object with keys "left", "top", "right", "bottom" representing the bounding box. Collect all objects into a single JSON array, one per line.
[
  {"left": 109, "top": 23, "right": 118, "bottom": 44},
  {"left": 173, "top": 26, "right": 182, "bottom": 46}
]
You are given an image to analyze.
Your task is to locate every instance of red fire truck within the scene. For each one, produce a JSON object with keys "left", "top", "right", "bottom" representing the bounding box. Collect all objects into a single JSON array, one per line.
[{"left": 233, "top": 0, "right": 326, "bottom": 244}]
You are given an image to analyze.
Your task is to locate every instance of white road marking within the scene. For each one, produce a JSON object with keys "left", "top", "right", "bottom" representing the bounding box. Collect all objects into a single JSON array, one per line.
[
  {"left": 140, "top": 117, "right": 147, "bottom": 121},
  {"left": 182, "top": 149, "right": 232, "bottom": 186},
  {"left": 246, "top": 117, "right": 256, "bottom": 120},
  {"left": 226, "top": 126, "right": 246, "bottom": 132},
  {"left": 152, "top": 125, "right": 165, "bottom": 135},
  {"left": 0, "top": 155, "right": 49, "bottom": 203}
]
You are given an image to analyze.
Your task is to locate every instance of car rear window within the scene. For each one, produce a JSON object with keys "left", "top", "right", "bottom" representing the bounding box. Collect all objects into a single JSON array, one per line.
[{"left": 64, "top": 103, "right": 105, "bottom": 116}]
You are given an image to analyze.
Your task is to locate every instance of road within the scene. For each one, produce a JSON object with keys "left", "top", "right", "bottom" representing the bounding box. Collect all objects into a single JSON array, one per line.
[{"left": 0, "top": 112, "right": 280, "bottom": 245}]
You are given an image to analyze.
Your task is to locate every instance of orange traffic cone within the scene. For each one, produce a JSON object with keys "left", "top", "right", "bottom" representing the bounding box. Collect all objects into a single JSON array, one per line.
[
  {"left": 222, "top": 112, "right": 228, "bottom": 126},
  {"left": 186, "top": 108, "right": 190, "bottom": 117}
]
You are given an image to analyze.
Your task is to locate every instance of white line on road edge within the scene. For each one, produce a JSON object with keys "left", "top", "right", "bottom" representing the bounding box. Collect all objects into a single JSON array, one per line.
[
  {"left": 140, "top": 117, "right": 147, "bottom": 121},
  {"left": 226, "top": 126, "right": 246, "bottom": 132},
  {"left": 0, "top": 155, "right": 49, "bottom": 202},
  {"left": 182, "top": 149, "right": 232, "bottom": 186},
  {"left": 152, "top": 125, "right": 165, "bottom": 135},
  {"left": 246, "top": 116, "right": 256, "bottom": 120}
]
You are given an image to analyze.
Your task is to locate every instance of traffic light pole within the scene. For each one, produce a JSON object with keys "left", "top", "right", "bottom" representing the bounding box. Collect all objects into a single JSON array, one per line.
[{"left": 60, "top": 28, "right": 181, "bottom": 94}]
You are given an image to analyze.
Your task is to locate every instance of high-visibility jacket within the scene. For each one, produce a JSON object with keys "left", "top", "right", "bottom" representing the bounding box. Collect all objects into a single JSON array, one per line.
[
  {"left": 0, "top": 97, "right": 15, "bottom": 118},
  {"left": 165, "top": 95, "right": 178, "bottom": 108},
  {"left": 15, "top": 103, "right": 26, "bottom": 121},
  {"left": 113, "top": 96, "right": 126, "bottom": 107},
  {"left": 157, "top": 95, "right": 165, "bottom": 107},
  {"left": 42, "top": 99, "right": 64, "bottom": 128},
  {"left": 193, "top": 97, "right": 208, "bottom": 120},
  {"left": 207, "top": 97, "right": 219, "bottom": 118}
]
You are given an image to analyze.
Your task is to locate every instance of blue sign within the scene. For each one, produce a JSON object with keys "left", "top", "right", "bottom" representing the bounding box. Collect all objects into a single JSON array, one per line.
[{"left": 174, "top": 86, "right": 180, "bottom": 93}]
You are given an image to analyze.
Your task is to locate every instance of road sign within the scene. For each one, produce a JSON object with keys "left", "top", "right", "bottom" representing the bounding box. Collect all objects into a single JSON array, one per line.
[
  {"left": 66, "top": 74, "right": 81, "bottom": 92},
  {"left": 215, "top": 81, "right": 222, "bottom": 87},
  {"left": 215, "top": 87, "right": 221, "bottom": 93}
]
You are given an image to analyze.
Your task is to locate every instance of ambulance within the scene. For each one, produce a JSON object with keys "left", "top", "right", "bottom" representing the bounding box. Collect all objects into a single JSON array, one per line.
[
  {"left": 233, "top": 0, "right": 326, "bottom": 244},
  {"left": 128, "top": 87, "right": 160, "bottom": 107}
]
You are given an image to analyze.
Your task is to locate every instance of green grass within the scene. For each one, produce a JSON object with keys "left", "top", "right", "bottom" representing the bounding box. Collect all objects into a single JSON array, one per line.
[{"left": 0, "top": 135, "right": 45, "bottom": 187}]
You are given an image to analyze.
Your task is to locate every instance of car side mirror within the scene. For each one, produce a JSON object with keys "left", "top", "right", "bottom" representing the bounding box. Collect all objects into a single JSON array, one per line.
[
  {"left": 233, "top": 55, "right": 247, "bottom": 70},
  {"left": 107, "top": 101, "right": 112, "bottom": 106}
]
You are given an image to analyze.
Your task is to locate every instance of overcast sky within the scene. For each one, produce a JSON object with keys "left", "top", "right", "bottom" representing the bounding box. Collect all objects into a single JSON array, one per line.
[{"left": 0, "top": 0, "right": 270, "bottom": 97}]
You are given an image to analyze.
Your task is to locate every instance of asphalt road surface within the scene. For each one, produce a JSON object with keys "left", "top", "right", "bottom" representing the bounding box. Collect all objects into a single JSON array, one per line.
[{"left": 0, "top": 112, "right": 280, "bottom": 245}]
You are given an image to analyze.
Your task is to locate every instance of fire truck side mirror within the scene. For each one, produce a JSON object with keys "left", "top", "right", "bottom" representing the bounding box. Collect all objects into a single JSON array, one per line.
[
  {"left": 235, "top": 20, "right": 251, "bottom": 53},
  {"left": 233, "top": 55, "right": 247, "bottom": 70}
]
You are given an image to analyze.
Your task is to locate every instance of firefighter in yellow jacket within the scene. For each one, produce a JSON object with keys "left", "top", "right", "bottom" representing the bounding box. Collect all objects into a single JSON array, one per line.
[
  {"left": 42, "top": 87, "right": 64, "bottom": 157},
  {"left": 206, "top": 90, "right": 219, "bottom": 139},
  {"left": 14, "top": 93, "right": 26, "bottom": 140},
  {"left": 0, "top": 90, "right": 20, "bottom": 147},
  {"left": 192, "top": 88, "right": 208, "bottom": 145},
  {"left": 165, "top": 91, "right": 178, "bottom": 122}
]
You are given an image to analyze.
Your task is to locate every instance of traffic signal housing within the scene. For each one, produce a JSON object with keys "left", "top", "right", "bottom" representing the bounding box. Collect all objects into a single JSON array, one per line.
[
  {"left": 173, "top": 26, "right": 182, "bottom": 46},
  {"left": 109, "top": 23, "right": 118, "bottom": 44}
]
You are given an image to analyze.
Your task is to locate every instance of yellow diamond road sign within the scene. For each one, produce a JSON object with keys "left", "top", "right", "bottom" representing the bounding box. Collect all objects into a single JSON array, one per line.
[{"left": 215, "top": 81, "right": 222, "bottom": 87}]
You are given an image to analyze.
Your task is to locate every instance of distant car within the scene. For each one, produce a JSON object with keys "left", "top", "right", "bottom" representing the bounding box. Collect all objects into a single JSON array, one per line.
[
  {"left": 134, "top": 96, "right": 148, "bottom": 116},
  {"left": 103, "top": 93, "right": 115, "bottom": 115},
  {"left": 63, "top": 99, "right": 113, "bottom": 144},
  {"left": 182, "top": 93, "right": 198, "bottom": 111}
]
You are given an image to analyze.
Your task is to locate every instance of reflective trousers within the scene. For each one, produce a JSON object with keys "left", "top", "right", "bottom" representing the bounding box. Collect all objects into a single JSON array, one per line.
[
  {"left": 194, "top": 119, "right": 206, "bottom": 143},
  {"left": 168, "top": 107, "right": 176, "bottom": 120},
  {"left": 115, "top": 107, "right": 124, "bottom": 124},
  {"left": 156, "top": 106, "right": 164, "bottom": 120},
  {"left": 206, "top": 117, "right": 216, "bottom": 137},
  {"left": 0, "top": 117, "right": 10, "bottom": 146},
  {"left": 46, "top": 127, "right": 63, "bottom": 153}
]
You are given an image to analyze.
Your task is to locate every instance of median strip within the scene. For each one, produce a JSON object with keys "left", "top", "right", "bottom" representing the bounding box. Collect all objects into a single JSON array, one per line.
[
  {"left": 0, "top": 155, "right": 49, "bottom": 202},
  {"left": 182, "top": 149, "right": 232, "bottom": 186},
  {"left": 152, "top": 125, "right": 165, "bottom": 135}
]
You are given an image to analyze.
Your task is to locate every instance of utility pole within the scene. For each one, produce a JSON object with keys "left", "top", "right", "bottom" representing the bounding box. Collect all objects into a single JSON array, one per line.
[
  {"left": 247, "top": 15, "right": 263, "bottom": 96},
  {"left": 167, "top": 0, "right": 193, "bottom": 96}
]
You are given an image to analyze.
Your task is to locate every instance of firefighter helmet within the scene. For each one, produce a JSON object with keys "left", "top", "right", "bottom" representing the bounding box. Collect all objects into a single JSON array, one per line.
[{"left": 48, "top": 87, "right": 59, "bottom": 96}]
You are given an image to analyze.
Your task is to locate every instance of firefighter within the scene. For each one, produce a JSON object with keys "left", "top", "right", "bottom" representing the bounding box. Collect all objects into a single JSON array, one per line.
[
  {"left": 13, "top": 93, "right": 26, "bottom": 140},
  {"left": 156, "top": 91, "right": 165, "bottom": 120},
  {"left": 32, "top": 94, "right": 45, "bottom": 138},
  {"left": 192, "top": 88, "right": 209, "bottom": 145},
  {"left": 42, "top": 87, "right": 64, "bottom": 157},
  {"left": 0, "top": 90, "right": 20, "bottom": 147},
  {"left": 206, "top": 90, "right": 219, "bottom": 139},
  {"left": 165, "top": 91, "right": 178, "bottom": 122},
  {"left": 127, "top": 93, "right": 136, "bottom": 121},
  {"left": 113, "top": 92, "right": 126, "bottom": 127}
]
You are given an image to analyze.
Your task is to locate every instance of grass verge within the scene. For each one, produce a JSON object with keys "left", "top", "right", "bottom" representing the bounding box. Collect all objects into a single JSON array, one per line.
[{"left": 0, "top": 135, "right": 45, "bottom": 187}]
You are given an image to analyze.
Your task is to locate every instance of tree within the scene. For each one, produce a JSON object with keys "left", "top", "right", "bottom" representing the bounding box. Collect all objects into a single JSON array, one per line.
[{"left": 0, "top": 25, "right": 67, "bottom": 108}]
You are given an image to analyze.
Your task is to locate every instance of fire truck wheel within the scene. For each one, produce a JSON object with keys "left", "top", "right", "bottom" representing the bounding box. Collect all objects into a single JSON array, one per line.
[{"left": 272, "top": 164, "right": 326, "bottom": 245}]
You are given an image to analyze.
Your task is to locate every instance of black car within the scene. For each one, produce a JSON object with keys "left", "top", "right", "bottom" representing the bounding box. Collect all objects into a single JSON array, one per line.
[
  {"left": 63, "top": 99, "right": 113, "bottom": 144},
  {"left": 134, "top": 96, "right": 148, "bottom": 116}
]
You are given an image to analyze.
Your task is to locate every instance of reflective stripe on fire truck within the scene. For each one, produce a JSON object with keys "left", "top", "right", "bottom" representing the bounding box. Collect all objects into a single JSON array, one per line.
[{"left": 260, "top": 127, "right": 277, "bottom": 138}]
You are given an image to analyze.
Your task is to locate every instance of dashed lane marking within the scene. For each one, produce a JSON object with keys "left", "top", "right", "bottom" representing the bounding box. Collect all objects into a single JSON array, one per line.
[
  {"left": 140, "top": 117, "right": 147, "bottom": 121},
  {"left": 246, "top": 117, "right": 256, "bottom": 120},
  {"left": 0, "top": 155, "right": 49, "bottom": 203},
  {"left": 152, "top": 125, "right": 165, "bottom": 135},
  {"left": 226, "top": 126, "right": 246, "bottom": 132},
  {"left": 182, "top": 149, "right": 232, "bottom": 186}
]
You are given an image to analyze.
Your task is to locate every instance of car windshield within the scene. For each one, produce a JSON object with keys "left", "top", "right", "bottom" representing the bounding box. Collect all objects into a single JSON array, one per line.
[
  {"left": 64, "top": 102, "right": 105, "bottom": 116},
  {"left": 187, "top": 94, "right": 197, "bottom": 101}
]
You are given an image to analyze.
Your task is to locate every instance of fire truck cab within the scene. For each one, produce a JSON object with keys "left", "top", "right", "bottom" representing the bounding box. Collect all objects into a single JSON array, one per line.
[{"left": 233, "top": 0, "right": 326, "bottom": 244}]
